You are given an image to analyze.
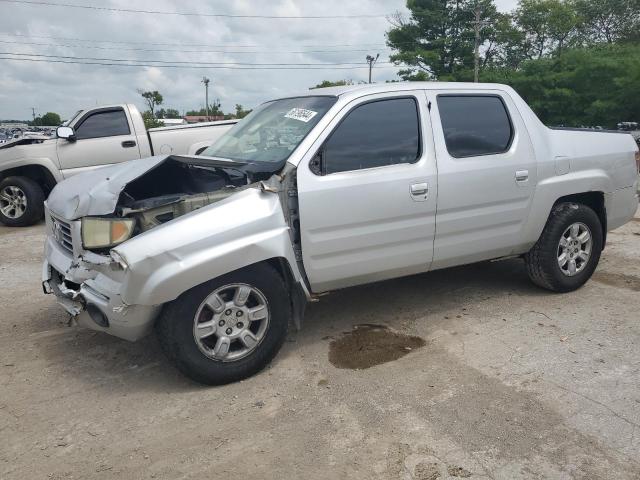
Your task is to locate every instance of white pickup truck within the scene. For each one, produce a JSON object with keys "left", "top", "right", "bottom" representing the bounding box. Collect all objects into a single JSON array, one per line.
[
  {"left": 0, "top": 104, "right": 236, "bottom": 226},
  {"left": 42, "top": 83, "right": 639, "bottom": 385}
]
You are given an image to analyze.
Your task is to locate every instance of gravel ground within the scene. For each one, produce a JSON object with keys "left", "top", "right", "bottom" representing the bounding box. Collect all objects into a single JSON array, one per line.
[{"left": 1, "top": 211, "right": 639, "bottom": 479}]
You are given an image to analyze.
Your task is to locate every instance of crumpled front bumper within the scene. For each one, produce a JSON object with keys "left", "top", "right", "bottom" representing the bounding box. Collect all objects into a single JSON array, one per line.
[{"left": 42, "top": 223, "right": 160, "bottom": 342}]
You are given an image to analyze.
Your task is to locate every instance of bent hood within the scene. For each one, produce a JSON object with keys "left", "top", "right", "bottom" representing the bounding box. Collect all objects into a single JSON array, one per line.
[{"left": 46, "top": 154, "right": 250, "bottom": 220}]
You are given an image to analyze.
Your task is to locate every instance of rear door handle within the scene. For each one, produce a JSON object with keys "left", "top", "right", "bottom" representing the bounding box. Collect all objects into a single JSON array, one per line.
[
  {"left": 410, "top": 182, "right": 429, "bottom": 201},
  {"left": 121, "top": 140, "right": 136, "bottom": 148},
  {"left": 515, "top": 170, "right": 529, "bottom": 183}
]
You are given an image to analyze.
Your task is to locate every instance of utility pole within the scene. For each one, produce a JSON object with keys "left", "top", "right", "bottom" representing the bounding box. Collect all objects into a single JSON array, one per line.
[
  {"left": 366, "top": 53, "right": 379, "bottom": 84},
  {"left": 202, "top": 77, "right": 210, "bottom": 119},
  {"left": 31, "top": 107, "right": 36, "bottom": 123},
  {"left": 471, "top": 5, "right": 489, "bottom": 83}
]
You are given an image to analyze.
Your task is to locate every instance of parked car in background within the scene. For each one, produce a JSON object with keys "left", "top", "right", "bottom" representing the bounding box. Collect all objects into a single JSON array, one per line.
[
  {"left": 0, "top": 104, "right": 236, "bottom": 226},
  {"left": 42, "top": 82, "right": 639, "bottom": 385}
]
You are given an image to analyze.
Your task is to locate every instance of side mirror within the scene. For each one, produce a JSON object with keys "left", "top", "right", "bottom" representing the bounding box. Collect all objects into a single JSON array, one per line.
[{"left": 56, "top": 126, "right": 76, "bottom": 142}]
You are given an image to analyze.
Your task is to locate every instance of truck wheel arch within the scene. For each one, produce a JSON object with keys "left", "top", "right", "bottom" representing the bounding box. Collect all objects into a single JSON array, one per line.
[
  {"left": 152, "top": 257, "right": 307, "bottom": 331},
  {"left": 0, "top": 164, "right": 58, "bottom": 197},
  {"left": 551, "top": 192, "right": 607, "bottom": 247}
]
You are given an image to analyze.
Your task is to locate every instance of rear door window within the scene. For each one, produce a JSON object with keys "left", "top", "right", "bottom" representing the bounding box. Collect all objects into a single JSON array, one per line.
[{"left": 437, "top": 95, "right": 513, "bottom": 158}]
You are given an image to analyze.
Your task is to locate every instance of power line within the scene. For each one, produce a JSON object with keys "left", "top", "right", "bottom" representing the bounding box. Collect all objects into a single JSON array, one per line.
[
  {"left": 0, "top": 39, "right": 394, "bottom": 55},
  {"left": 0, "top": 51, "right": 392, "bottom": 66},
  {"left": 0, "top": 0, "right": 390, "bottom": 19},
  {"left": 0, "top": 32, "right": 394, "bottom": 49},
  {"left": 0, "top": 56, "right": 400, "bottom": 70}
]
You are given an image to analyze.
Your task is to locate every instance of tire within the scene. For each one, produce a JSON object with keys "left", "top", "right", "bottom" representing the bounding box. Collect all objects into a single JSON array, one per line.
[
  {"left": 0, "top": 176, "right": 45, "bottom": 227},
  {"left": 525, "top": 202, "right": 603, "bottom": 293},
  {"left": 156, "top": 263, "right": 290, "bottom": 385}
]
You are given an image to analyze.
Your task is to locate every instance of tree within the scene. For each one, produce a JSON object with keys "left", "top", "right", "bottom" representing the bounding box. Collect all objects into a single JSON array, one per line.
[
  {"left": 483, "top": 44, "right": 640, "bottom": 127},
  {"left": 514, "top": 0, "right": 580, "bottom": 58},
  {"left": 186, "top": 100, "right": 223, "bottom": 117},
  {"left": 141, "top": 110, "right": 164, "bottom": 129},
  {"left": 310, "top": 79, "right": 354, "bottom": 89},
  {"left": 574, "top": 0, "right": 640, "bottom": 44},
  {"left": 387, "top": 0, "right": 507, "bottom": 81},
  {"left": 234, "top": 104, "right": 252, "bottom": 119},
  {"left": 32, "top": 112, "right": 61, "bottom": 126},
  {"left": 156, "top": 108, "right": 181, "bottom": 119},
  {"left": 137, "top": 90, "right": 163, "bottom": 117}
]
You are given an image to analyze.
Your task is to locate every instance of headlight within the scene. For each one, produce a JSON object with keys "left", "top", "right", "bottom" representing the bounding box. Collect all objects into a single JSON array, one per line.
[{"left": 81, "top": 217, "right": 134, "bottom": 249}]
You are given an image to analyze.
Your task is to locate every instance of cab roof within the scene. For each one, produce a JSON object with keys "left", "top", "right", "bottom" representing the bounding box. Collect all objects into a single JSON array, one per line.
[{"left": 300, "top": 81, "right": 511, "bottom": 98}]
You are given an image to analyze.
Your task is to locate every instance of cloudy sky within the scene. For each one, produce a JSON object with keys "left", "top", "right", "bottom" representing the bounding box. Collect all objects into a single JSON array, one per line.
[{"left": 0, "top": 0, "right": 518, "bottom": 121}]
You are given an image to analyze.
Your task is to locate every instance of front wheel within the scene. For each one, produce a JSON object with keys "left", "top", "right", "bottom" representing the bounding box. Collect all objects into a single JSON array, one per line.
[
  {"left": 156, "top": 263, "right": 290, "bottom": 385},
  {"left": 0, "top": 176, "right": 45, "bottom": 227},
  {"left": 525, "top": 202, "right": 603, "bottom": 292}
]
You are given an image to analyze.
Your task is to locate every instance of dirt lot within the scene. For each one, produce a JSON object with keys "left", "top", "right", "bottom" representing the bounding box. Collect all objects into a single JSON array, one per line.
[{"left": 1, "top": 213, "right": 639, "bottom": 480}]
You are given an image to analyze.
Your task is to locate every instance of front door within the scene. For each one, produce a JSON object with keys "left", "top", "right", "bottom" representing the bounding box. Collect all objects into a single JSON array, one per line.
[
  {"left": 296, "top": 91, "right": 437, "bottom": 292},
  {"left": 57, "top": 107, "right": 141, "bottom": 177}
]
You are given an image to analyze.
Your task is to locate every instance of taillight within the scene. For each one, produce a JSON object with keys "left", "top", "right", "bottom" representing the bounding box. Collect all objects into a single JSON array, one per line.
[{"left": 636, "top": 150, "right": 640, "bottom": 174}]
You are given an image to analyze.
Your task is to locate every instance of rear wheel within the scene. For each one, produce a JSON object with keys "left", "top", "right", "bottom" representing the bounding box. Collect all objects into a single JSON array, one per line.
[
  {"left": 156, "top": 263, "right": 290, "bottom": 385},
  {"left": 525, "top": 202, "right": 603, "bottom": 292},
  {"left": 0, "top": 176, "right": 45, "bottom": 227}
]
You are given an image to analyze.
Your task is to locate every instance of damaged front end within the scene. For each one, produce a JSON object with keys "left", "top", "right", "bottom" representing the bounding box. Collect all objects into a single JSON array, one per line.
[
  {"left": 42, "top": 209, "right": 162, "bottom": 340},
  {"left": 42, "top": 154, "right": 307, "bottom": 341}
]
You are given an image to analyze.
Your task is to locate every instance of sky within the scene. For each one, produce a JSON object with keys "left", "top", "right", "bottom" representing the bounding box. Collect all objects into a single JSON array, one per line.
[{"left": 0, "top": 0, "right": 519, "bottom": 121}]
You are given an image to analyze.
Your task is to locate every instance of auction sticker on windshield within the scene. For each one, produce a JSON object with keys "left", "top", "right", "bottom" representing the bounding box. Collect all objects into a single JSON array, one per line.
[{"left": 284, "top": 108, "right": 318, "bottom": 123}]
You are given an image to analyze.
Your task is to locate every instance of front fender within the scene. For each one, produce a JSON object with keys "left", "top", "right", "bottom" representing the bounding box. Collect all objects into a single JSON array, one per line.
[
  {"left": 0, "top": 151, "right": 63, "bottom": 183},
  {"left": 113, "top": 188, "right": 306, "bottom": 306}
]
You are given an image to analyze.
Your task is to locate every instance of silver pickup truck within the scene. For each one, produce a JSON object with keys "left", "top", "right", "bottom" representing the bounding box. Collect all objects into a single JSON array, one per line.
[
  {"left": 0, "top": 104, "right": 235, "bottom": 226},
  {"left": 42, "top": 83, "right": 639, "bottom": 385}
]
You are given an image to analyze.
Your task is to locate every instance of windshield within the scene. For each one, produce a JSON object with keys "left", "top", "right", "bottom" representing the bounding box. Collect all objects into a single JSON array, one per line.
[{"left": 202, "top": 96, "right": 337, "bottom": 163}]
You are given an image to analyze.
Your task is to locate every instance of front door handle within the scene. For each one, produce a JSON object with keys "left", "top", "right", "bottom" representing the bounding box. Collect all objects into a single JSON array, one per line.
[
  {"left": 121, "top": 140, "right": 136, "bottom": 148},
  {"left": 515, "top": 170, "right": 529, "bottom": 183},
  {"left": 410, "top": 182, "right": 429, "bottom": 201}
]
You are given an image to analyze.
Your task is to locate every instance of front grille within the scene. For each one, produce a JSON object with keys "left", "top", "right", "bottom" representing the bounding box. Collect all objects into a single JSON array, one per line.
[{"left": 50, "top": 215, "right": 74, "bottom": 254}]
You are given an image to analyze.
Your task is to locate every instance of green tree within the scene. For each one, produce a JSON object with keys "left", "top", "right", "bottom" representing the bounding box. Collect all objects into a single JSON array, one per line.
[
  {"left": 482, "top": 44, "right": 640, "bottom": 127},
  {"left": 310, "top": 79, "right": 354, "bottom": 89},
  {"left": 234, "top": 104, "right": 252, "bottom": 119},
  {"left": 32, "top": 112, "right": 61, "bottom": 126},
  {"left": 141, "top": 110, "right": 164, "bottom": 129},
  {"left": 514, "top": 0, "right": 580, "bottom": 58},
  {"left": 186, "top": 99, "right": 223, "bottom": 117},
  {"left": 156, "top": 108, "right": 181, "bottom": 119},
  {"left": 387, "top": 0, "right": 507, "bottom": 81},
  {"left": 574, "top": 0, "right": 640, "bottom": 44},
  {"left": 137, "top": 90, "right": 163, "bottom": 117}
]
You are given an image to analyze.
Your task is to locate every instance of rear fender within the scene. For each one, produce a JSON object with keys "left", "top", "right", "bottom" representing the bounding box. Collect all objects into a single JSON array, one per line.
[{"left": 523, "top": 169, "right": 612, "bottom": 246}]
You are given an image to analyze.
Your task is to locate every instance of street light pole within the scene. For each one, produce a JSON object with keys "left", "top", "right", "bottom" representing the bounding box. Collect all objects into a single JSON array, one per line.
[
  {"left": 202, "top": 77, "right": 210, "bottom": 119},
  {"left": 366, "top": 53, "right": 380, "bottom": 84}
]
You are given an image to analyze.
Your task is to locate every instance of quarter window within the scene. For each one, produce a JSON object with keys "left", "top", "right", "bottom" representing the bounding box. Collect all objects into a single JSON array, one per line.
[
  {"left": 75, "top": 109, "right": 130, "bottom": 140},
  {"left": 321, "top": 97, "right": 420, "bottom": 175},
  {"left": 437, "top": 95, "right": 513, "bottom": 158}
]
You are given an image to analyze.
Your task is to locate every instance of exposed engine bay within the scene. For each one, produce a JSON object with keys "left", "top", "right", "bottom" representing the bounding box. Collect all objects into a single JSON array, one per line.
[{"left": 112, "top": 155, "right": 281, "bottom": 234}]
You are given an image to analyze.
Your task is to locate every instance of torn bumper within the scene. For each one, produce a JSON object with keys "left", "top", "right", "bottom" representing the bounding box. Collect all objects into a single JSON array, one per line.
[{"left": 42, "top": 234, "right": 160, "bottom": 341}]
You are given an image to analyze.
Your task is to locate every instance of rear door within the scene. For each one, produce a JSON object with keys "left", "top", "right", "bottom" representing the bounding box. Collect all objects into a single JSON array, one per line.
[
  {"left": 56, "top": 107, "right": 141, "bottom": 177},
  {"left": 296, "top": 91, "right": 437, "bottom": 292},
  {"left": 428, "top": 90, "right": 538, "bottom": 269}
]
